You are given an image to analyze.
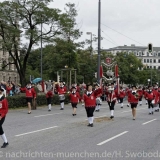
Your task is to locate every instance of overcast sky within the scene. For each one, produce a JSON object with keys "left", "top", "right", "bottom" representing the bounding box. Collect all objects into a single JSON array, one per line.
[
  {"left": 52, "top": 0, "right": 160, "bottom": 50},
  {"left": 1, "top": 0, "right": 160, "bottom": 50}
]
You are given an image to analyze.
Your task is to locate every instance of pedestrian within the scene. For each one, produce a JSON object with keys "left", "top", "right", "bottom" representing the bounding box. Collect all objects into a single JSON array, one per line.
[
  {"left": 56, "top": 81, "right": 67, "bottom": 110},
  {"left": 69, "top": 86, "right": 81, "bottom": 116},
  {"left": 95, "top": 83, "right": 102, "bottom": 112},
  {"left": 20, "top": 82, "right": 36, "bottom": 114},
  {"left": 118, "top": 86, "right": 125, "bottom": 108},
  {"left": 82, "top": 84, "right": 102, "bottom": 127},
  {"left": 128, "top": 86, "right": 139, "bottom": 120},
  {"left": 145, "top": 86, "right": 154, "bottom": 115},
  {"left": 137, "top": 86, "right": 143, "bottom": 106},
  {"left": 106, "top": 85, "right": 117, "bottom": 119},
  {"left": 0, "top": 87, "right": 9, "bottom": 148},
  {"left": 46, "top": 88, "right": 53, "bottom": 111}
]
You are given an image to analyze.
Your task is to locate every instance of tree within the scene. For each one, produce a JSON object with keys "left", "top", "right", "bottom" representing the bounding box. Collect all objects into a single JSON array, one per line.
[{"left": 0, "top": 0, "right": 68, "bottom": 86}]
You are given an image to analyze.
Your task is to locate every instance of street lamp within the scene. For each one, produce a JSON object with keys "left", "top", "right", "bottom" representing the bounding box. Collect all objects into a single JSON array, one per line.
[
  {"left": 97, "top": 0, "right": 101, "bottom": 84},
  {"left": 86, "top": 32, "right": 94, "bottom": 57}
]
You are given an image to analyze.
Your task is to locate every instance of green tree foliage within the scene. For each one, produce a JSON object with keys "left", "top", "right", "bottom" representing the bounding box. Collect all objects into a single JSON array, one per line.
[{"left": 0, "top": 0, "right": 72, "bottom": 86}]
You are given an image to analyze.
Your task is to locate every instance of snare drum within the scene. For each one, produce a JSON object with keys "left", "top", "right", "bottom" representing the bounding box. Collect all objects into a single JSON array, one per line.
[{"left": 59, "top": 94, "right": 65, "bottom": 101}]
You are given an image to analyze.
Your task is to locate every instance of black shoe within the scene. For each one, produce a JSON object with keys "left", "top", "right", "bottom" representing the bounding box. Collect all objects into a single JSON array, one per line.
[
  {"left": 72, "top": 114, "right": 75, "bottom": 116},
  {"left": 149, "top": 113, "right": 151, "bottom": 115},
  {"left": 110, "top": 116, "right": 114, "bottom": 119},
  {"left": 133, "top": 118, "right": 135, "bottom": 120},
  {"left": 157, "top": 109, "right": 159, "bottom": 112},
  {"left": 60, "top": 108, "right": 64, "bottom": 110},
  {"left": 28, "top": 112, "right": 31, "bottom": 114},
  {"left": 90, "top": 123, "right": 93, "bottom": 127},
  {"left": 152, "top": 112, "right": 154, "bottom": 114},
  {"left": 127, "top": 105, "right": 129, "bottom": 107},
  {"left": 1, "top": 142, "right": 9, "bottom": 148},
  {"left": 95, "top": 110, "right": 98, "bottom": 112},
  {"left": 121, "top": 107, "right": 123, "bottom": 108},
  {"left": 74, "top": 114, "right": 77, "bottom": 116},
  {"left": 48, "top": 109, "right": 51, "bottom": 112},
  {"left": 87, "top": 124, "right": 91, "bottom": 127}
]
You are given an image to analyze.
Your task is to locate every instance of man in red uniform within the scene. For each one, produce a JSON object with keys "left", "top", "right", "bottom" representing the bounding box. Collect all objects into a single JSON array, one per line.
[
  {"left": 69, "top": 87, "right": 81, "bottom": 116},
  {"left": 0, "top": 87, "right": 9, "bottom": 148},
  {"left": 106, "top": 85, "right": 117, "bottom": 119},
  {"left": 118, "top": 86, "right": 126, "bottom": 108},
  {"left": 128, "top": 86, "right": 139, "bottom": 120},
  {"left": 46, "top": 88, "right": 53, "bottom": 111},
  {"left": 153, "top": 84, "right": 159, "bottom": 112},
  {"left": 21, "top": 82, "right": 36, "bottom": 114},
  {"left": 137, "top": 86, "right": 143, "bottom": 106},
  {"left": 95, "top": 83, "right": 102, "bottom": 112},
  {"left": 56, "top": 81, "right": 67, "bottom": 110},
  {"left": 82, "top": 84, "right": 102, "bottom": 127},
  {"left": 145, "top": 86, "right": 155, "bottom": 115}
]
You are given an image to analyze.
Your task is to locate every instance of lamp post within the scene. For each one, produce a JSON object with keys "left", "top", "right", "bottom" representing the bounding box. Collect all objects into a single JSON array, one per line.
[
  {"left": 40, "top": 15, "right": 43, "bottom": 79},
  {"left": 97, "top": 0, "right": 101, "bottom": 84}
]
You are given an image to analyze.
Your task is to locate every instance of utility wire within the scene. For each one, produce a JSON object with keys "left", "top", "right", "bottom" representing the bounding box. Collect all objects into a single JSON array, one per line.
[{"left": 101, "top": 23, "right": 145, "bottom": 46}]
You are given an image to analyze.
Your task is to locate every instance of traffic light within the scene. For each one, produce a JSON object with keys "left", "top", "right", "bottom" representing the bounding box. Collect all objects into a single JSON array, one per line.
[
  {"left": 57, "top": 75, "right": 60, "bottom": 82},
  {"left": 148, "top": 43, "right": 153, "bottom": 53}
]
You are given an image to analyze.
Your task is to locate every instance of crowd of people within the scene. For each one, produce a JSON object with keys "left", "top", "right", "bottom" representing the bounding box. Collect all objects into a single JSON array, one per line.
[{"left": 1, "top": 79, "right": 160, "bottom": 148}]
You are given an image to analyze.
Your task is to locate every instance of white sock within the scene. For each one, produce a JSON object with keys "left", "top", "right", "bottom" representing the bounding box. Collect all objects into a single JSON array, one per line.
[
  {"left": 61, "top": 102, "right": 64, "bottom": 109},
  {"left": 1, "top": 133, "right": 7, "bottom": 143},
  {"left": 111, "top": 110, "right": 114, "bottom": 116},
  {"left": 88, "top": 117, "right": 92, "bottom": 124},
  {"left": 121, "top": 103, "right": 123, "bottom": 107},
  {"left": 140, "top": 101, "right": 142, "bottom": 105},
  {"left": 98, "top": 105, "right": 100, "bottom": 110},
  {"left": 152, "top": 107, "right": 154, "bottom": 112},
  {"left": 146, "top": 100, "right": 148, "bottom": 104},
  {"left": 48, "top": 104, "right": 51, "bottom": 110},
  {"left": 95, "top": 105, "right": 98, "bottom": 110},
  {"left": 149, "top": 108, "right": 152, "bottom": 113},
  {"left": 90, "top": 117, "right": 94, "bottom": 124}
]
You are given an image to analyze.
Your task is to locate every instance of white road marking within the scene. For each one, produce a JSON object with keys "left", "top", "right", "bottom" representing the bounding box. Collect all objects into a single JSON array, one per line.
[
  {"left": 142, "top": 119, "right": 157, "bottom": 125},
  {"left": 97, "top": 131, "right": 128, "bottom": 145},
  {"left": 34, "top": 113, "right": 62, "bottom": 118},
  {"left": 15, "top": 126, "right": 58, "bottom": 137}
]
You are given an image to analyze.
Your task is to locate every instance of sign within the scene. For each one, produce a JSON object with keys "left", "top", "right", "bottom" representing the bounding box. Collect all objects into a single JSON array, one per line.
[{"left": 106, "top": 57, "right": 111, "bottom": 64}]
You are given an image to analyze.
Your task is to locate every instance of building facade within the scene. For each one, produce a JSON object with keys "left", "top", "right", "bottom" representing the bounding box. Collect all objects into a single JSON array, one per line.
[
  {"left": 103, "top": 44, "right": 160, "bottom": 69},
  {"left": 0, "top": 49, "right": 19, "bottom": 83}
]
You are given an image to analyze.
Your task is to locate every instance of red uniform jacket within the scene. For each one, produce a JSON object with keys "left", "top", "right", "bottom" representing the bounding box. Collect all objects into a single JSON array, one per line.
[
  {"left": 107, "top": 91, "right": 117, "bottom": 102},
  {"left": 69, "top": 92, "right": 81, "bottom": 103},
  {"left": 21, "top": 87, "right": 36, "bottom": 98},
  {"left": 137, "top": 89, "right": 143, "bottom": 97},
  {"left": 46, "top": 91, "right": 53, "bottom": 98},
  {"left": 128, "top": 90, "right": 139, "bottom": 104},
  {"left": 83, "top": 88, "right": 102, "bottom": 107},
  {"left": 0, "top": 96, "right": 8, "bottom": 118},
  {"left": 152, "top": 89, "right": 159, "bottom": 104},
  {"left": 57, "top": 85, "right": 67, "bottom": 95},
  {"left": 118, "top": 90, "right": 125, "bottom": 98},
  {"left": 145, "top": 90, "right": 155, "bottom": 101}
]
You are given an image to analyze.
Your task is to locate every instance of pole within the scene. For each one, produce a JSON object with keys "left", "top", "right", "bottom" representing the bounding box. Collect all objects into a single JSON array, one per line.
[
  {"left": 97, "top": 0, "right": 101, "bottom": 84},
  {"left": 91, "top": 33, "right": 93, "bottom": 57},
  {"left": 69, "top": 69, "right": 72, "bottom": 89},
  {"left": 75, "top": 70, "right": 77, "bottom": 84},
  {"left": 40, "top": 15, "right": 43, "bottom": 79}
]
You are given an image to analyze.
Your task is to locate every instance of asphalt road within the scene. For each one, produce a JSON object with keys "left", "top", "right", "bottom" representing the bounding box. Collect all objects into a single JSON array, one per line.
[{"left": 0, "top": 100, "right": 160, "bottom": 160}]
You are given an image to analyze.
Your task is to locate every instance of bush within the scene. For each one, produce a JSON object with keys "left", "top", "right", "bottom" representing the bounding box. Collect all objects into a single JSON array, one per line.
[{"left": 6, "top": 94, "right": 70, "bottom": 109}]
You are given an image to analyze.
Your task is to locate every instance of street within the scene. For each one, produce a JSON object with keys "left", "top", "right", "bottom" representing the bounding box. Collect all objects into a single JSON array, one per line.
[{"left": 0, "top": 100, "right": 160, "bottom": 160}]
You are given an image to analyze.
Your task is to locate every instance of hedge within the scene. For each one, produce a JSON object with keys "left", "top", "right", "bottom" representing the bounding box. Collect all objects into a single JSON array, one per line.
[{"left": 6, "top": 93, "right": 70, "bottom": 109}]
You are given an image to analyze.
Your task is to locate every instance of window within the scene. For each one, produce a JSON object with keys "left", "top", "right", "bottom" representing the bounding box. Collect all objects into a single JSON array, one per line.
[
  {"left": 150, "top": 66, "right": 152, "bottom": 68},
  {"left": 136, "top": 52, "right": 139, "bottom": 56},
  {"left": 147, "top": 66, "right": 149, "bottom": 69},
  {"left": 158, "top": 52, "right": 160, "bottom": 57},
  {"left": 158, "top": 66, "right": 160, "bottom": 69},
  {"left": 158, "top": 59, "right": 160, "bottom": 63},
  {"left": 144, "top": 59, "right": 146, "bottom": 63},
  {"left": 154, "top": 66, "right": 156, "bottom": 69},
  {"left": 147, "top": 59, "right": 149, "bottom": 63},
  {"left": 154, "top": 59, "right": 156, "bottom": 63},
  {"left": 150, "top": 59, "right": 152, "bottom": 63},
  {"left": 139, "top": 51, "right": 142, "bottom": 56}
]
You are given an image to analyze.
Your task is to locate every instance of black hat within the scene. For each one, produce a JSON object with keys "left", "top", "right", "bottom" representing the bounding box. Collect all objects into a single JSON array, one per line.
[
  {"left": 0, "top": 87, "right": 4, "bottom": 91},
  {"left": 72, "top": 86, "right": 76, "bottom": 89},
  {"left": 111, "top": 83, "right": 114, "bottom": 85},
  {"left": 132, "top": 85, "right": 137, "bottom": 89}
]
